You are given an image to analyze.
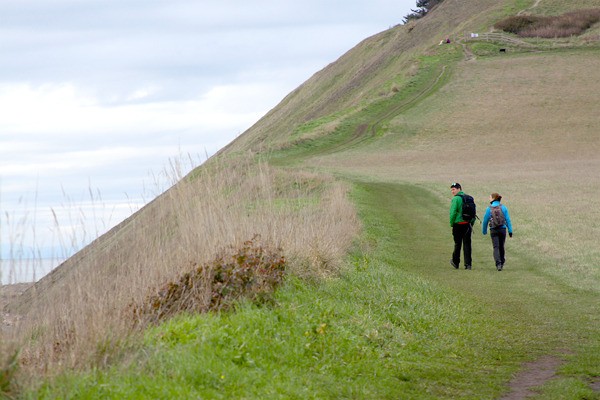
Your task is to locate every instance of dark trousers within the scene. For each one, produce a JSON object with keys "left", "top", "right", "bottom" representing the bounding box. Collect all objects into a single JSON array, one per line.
[
  {"left": 452, "top": 223, "right": 472, "bottom": 267},
  {"left": 490, "top": 228, "right": 507, "bottom": 267}
]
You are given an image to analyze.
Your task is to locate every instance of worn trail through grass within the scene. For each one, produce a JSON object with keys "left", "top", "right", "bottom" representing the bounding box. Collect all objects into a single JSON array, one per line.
[{"left": 352, "top": 180, "right": 600, "bottom": 398}]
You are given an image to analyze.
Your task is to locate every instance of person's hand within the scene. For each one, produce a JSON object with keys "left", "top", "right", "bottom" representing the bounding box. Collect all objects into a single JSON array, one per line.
[{"left": 509, "top": 232, "right": 513, "bottom": 238}]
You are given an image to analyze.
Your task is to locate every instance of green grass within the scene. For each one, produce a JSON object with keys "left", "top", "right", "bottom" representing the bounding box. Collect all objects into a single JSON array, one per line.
[
  {"left": 503, "top": 0, "right": 536, "bottom": 15},
  {"left": 269, "top": 47, "right": 461, "bottom": 166},
  {"left": 21, "top": 182, "right": 599, "bottom": 399}
]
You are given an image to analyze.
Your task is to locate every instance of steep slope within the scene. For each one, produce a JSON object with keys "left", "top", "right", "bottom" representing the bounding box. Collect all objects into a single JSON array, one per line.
[
  {"left": 9, "top": 0, "right": 512, "bottom": 315},
  {"left": 4, "top": 0, "right": 600, "bottom": 391},
  {"left": 220, "top": 0, "right": 507, "bottom": 153}
]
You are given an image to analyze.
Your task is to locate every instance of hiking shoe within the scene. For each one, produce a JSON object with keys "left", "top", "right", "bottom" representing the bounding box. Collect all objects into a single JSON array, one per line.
[
  {"left": 450, "top": 260, "right": 459, "bottom": 269},
  {"left": 465, "top": 265, "right": 472, "bottom": 270}
]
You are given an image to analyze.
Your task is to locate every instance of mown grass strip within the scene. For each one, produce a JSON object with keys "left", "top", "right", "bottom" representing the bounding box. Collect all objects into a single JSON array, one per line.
[
  {"left": 270, "top": 48, "right": 461, "bottom": 166},
  {"left": 350, "top": 180, "right": 600, "bottom": 399}
]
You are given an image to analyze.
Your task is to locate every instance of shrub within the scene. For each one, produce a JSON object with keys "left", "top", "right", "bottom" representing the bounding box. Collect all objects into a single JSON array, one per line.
[
  {"left": 132, "top": 235, "right": 286, "bottom": 325},
  {"left": 494, "top": 15, "right": 542, "bottom": 34},
  {"left": 495, "top": 9, "right": 600, "bottom": 38},
  {"left": 0, "top": 350, "right": 19, "bottom": 398}
]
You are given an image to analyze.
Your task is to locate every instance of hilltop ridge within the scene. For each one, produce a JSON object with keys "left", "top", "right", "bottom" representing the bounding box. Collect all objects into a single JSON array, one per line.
[{"left": 221, "top": 0, "right": 512, "bottom": 153}]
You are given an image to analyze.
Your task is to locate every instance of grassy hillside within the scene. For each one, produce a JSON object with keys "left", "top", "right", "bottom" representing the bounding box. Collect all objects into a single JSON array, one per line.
[
  {"left": 314, "top": 49, "right": 600, "bottom": 293},
  {"left": 2, "top": 0, "right": 600, "bottom": 397},
  {"left": 219, "top": 0, "right": 510, "bottom": 153}
]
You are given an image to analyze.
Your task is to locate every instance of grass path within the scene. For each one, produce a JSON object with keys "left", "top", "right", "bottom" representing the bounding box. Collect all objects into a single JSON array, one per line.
[
  {"left": 352, "top": 180, "right": 600, "bottom": 398},
  {"left": 270, "top": 51, "right": 456, "bottom": 166}
]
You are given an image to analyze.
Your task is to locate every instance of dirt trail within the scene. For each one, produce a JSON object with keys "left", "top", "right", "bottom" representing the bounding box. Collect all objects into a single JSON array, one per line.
[
  {"left": 500, "top": 354, "right": 600, "bottom": 398},
  {"left": 500, "top": 356, "right": 563, "bottom": 399},
  {"left": 355, "top": 183, "right": 600, "bottom": 399},
  {"left": 345, "top": 65, "right": 448, "bottom": 150},
  {"left": 459, "top": 40, "right": 476, "bottom": 61},
  {"left": 518, "top": 0, "right": 542, "bottom": 15}
]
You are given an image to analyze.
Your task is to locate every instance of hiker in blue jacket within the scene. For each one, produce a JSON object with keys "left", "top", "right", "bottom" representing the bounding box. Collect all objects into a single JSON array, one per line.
[{"left": 482, "top": 192, "right": 513, "bottom": 271}]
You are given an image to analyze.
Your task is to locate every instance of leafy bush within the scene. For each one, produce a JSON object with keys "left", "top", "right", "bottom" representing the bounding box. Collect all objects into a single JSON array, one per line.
[
  {"left": 495, "top": 9, "right": 600, "bottom": 38},
  {"left": 494, "top": 15, "right": 542, "bottom": 34},
  {"left": 0, "top": 350, "right": 19, "bottom": 399},
  {"left": 132, "top": 235, "right": 286, "bottom": 325}
]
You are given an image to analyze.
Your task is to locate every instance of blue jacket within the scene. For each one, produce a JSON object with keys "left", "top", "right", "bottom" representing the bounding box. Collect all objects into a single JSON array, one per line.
[{"left": 482, "top": 201, "right": 513, "bottom": 235}]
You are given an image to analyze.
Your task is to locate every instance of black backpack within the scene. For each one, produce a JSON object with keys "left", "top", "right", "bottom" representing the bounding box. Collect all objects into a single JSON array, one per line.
[
  {"left": 459, "top": 194, "right": 477, "bottom": 223},
  {"left": 489, "top": 205, "right": 506, "bottom": 228}
]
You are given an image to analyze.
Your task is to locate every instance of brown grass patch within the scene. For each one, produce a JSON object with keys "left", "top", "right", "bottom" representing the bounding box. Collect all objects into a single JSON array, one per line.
[{"left": 495, "top": 9, "right": 600, "bottom": 38}]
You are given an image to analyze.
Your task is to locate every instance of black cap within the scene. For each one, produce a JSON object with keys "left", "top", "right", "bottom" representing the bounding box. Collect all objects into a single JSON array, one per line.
[{"left": 450, "top": 182, "right": 461, "bottom": 189}]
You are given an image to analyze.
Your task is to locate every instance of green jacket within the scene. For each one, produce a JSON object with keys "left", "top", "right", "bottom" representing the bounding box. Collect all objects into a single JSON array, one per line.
[{"left": 450, "top": 191, "right": 466, "bottom": 227}]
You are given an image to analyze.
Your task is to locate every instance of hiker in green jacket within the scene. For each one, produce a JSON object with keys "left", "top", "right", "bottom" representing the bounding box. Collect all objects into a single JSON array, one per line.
[{"left": 449, "top": 182, "right": 474, "bottom": 270}]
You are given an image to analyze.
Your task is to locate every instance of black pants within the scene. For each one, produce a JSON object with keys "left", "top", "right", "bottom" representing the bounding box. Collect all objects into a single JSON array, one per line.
[
  {"left": 490, "top": 228, "right": 507, "bottom": 267},
  {"left": 452, "top": 223, "right": 472, "bottom": 267}
]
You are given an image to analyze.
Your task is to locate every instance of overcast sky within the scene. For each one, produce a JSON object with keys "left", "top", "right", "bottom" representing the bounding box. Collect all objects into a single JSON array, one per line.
[{"left": 0, "top": 0, "right": 414, "bottom": 282}]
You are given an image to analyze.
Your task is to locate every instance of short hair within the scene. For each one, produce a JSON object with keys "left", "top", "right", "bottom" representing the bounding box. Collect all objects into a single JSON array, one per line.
[{"left": 450, "top": 182, "right": 461, "bottom": 189}]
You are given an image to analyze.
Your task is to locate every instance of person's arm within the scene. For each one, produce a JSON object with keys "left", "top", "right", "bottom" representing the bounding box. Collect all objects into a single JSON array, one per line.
[
  {"left": 503, "top": 205, "right": 513, "bottom": 236},
  {"left": 449, "top": 196, "right": 461, "bottom": 227},
  {"left": 482, "top": 207, "right": 491, "bottom": 235}
]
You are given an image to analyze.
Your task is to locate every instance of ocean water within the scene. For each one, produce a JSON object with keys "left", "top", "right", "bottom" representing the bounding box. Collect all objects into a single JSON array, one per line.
[{"left": 0, "top": 258, "right": 61, "bottom": 285}]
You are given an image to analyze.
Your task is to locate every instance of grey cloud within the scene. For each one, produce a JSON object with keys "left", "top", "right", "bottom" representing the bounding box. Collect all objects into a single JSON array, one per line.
[
  {"left": 1, "top": 1, "right": 408, "bottom": 103},
  {"left": 1, "top": 0, "right": 415, "bottom": 280}
]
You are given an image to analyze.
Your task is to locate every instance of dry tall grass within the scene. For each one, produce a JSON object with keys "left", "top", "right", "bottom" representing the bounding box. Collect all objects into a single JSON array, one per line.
[{"left": 1, "top": 156, "right": 359, "bottom": 381}]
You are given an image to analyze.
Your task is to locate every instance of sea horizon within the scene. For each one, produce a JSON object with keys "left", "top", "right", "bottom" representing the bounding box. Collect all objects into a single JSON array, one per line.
[{"left": 0, "top": 258, "right": 63, "bottom": 285}]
